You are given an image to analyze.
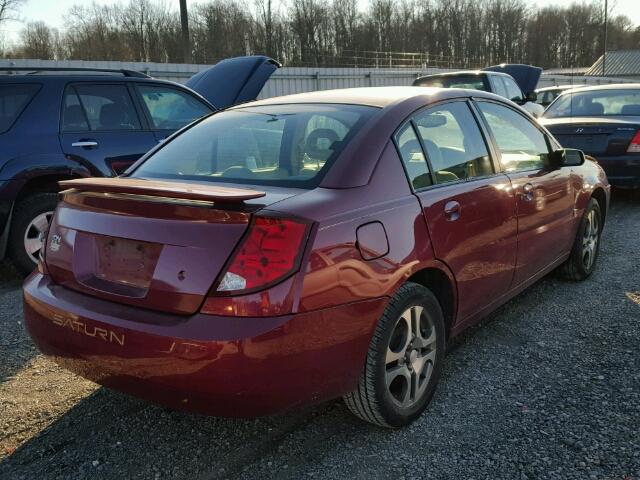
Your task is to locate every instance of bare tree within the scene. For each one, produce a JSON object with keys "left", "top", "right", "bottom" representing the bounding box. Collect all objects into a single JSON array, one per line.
[
  {"left": 3, "top": 0, "right": 639, "bottom": 69},
  {"left": 0, "top": 0, "right": 25, "bottom": 25},
  {"left": 19, "top": 21, "right": 56, "bottom": 59}
]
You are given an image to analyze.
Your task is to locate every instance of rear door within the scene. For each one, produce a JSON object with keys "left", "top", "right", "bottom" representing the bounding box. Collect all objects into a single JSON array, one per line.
[
  {"left": 133, "top": 83, "right": 213, "bottom": 143},
  {"left": 475, "top": 100, "right": 575, "bottom": 286},
  {"left": 398, "top": 100, "right": 517, "bottom": 322},
  {"left": 59, "top": 82, "right": 157, "bottom": 176}
]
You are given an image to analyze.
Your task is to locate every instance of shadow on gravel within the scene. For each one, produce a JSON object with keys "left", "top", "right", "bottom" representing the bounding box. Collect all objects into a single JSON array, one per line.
[
  {"left": 0, "top": 386, "right": 362, "bottom": 479},
  {"left": 0, "top": 261, "right": 37, "bottom": 383}
]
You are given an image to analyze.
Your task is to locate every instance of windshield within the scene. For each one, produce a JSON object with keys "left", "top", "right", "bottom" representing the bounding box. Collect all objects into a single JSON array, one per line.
[
  {"left": 132, "top": 103, "right": 377, "bottom": 188},
  {"left": 544, "top": 89, "right": 640, "bottom": 118},
  {"left": 414, "top": 75, "right": 488, "bottom": 91}
]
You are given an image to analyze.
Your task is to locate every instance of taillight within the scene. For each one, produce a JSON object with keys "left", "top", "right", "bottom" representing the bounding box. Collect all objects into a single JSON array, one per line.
[
  {"left": 627, "top": 130, "right": 640, "bottom": 153},
  {"left": 216, "top": 216, "right": 309, "bottom": 293},
  {"left": 201, "top": 216, "right": 310, "bottom": 316}
]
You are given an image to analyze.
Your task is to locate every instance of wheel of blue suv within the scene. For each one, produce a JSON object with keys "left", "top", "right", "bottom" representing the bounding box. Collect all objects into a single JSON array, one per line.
[
  {"left": 559, "top": 198, "right": 602, "bottom": 281},
  {"left": 8, "top": 192, "right": 58, "bottom": 275},
  {"left": 344, "top": 282, "right": 446, "bottom": 428}
]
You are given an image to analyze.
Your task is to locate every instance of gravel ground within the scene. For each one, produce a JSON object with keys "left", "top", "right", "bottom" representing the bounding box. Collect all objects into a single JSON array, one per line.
[{"left": 1, "top": 191, "right": 639, "bottom": 480}]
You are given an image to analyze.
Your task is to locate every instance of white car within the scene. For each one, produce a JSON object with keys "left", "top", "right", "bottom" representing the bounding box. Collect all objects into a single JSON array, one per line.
[{"left": 414, "top": 65, "right": 545, "bottom": 118}]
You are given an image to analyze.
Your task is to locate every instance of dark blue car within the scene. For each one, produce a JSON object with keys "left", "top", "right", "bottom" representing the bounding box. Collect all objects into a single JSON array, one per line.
[
  {"left": 541, "top": 84, "right": 640, "bottom": 188},
  {"left": 0, "top": 56, "right": 279, "bottom": 273}
]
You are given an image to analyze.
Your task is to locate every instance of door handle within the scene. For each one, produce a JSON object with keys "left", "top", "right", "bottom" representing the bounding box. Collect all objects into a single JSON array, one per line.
[
  {"left": 71, "top": 141, "right": 98, "bottom": 148},
  {"left": 521, "top": 183, "right": 534, "bottom": 202},
  {"left": 444, "top": 200, "right": 461, "bottom": 221}
]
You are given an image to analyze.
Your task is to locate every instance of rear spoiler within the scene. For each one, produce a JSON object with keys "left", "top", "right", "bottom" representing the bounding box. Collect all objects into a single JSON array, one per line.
[{"left": 59, "top": 178, "right": 266, "bottom": 203}]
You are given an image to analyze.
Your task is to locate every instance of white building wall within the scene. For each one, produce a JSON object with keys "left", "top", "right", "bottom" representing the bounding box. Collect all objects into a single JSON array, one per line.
[{"left": 1, "top": 59, "right": 634, "bottom": 98}]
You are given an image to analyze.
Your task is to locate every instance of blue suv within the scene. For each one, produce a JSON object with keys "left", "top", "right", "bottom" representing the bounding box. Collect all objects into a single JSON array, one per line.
[{"left": 0, "top": 56, "right": 279, "bottom": 273}]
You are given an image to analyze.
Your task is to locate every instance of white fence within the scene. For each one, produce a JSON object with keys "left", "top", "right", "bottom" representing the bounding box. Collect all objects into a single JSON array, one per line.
[{"left": 1, "top": 59, "right": 635, "bottom": 99}]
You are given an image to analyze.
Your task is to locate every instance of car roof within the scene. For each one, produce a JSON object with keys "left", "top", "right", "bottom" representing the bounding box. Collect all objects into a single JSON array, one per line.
[
  {"left": 536, "top": 85, "right": 585, "bottom": 92},
  {"left": 418, "top": 70, "right": 511, "bottom": 78},
  {"left": 233, "top": 86, "right": 498, "bottom": 109},
  {"left": 558, "top": 83, "right": 640, "bottom": 93},
  {"left": 0, "top": 74, "right": 175, "bottom": 84}
]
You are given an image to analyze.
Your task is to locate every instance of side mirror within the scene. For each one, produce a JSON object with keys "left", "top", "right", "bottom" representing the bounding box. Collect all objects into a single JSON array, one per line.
[
  {"left": 525, "top": 91, "right": 537, "bottom": 103},
  {"left": 548, "top": 149, "right": 585, "bottom": 169},
  {"left": 564, "top": 148, "right": 585, "bottom": 166}
]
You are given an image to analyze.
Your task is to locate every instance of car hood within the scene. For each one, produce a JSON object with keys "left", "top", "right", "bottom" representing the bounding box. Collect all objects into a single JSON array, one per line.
[
  {"left": 186, "top": 56, "right": 281, "bottom": 110},
  {"left": 483, "top": 64, "right": 542, "bottom": 94}
]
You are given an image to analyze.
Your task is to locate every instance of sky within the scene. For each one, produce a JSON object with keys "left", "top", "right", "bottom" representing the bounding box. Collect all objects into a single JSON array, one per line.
[{"left": 1, "top": 0, "right": 639, "bottom": 43}]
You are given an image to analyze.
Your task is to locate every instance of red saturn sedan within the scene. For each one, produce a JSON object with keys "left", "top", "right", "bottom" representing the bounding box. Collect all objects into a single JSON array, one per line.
[{"left": 23, "top": 87, "right": 609, "bottom": 427}]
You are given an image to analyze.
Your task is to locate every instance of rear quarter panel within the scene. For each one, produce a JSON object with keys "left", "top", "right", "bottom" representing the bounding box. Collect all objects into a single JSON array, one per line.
[{"left": 273, "top": 142, "right": 447, "bottom": 314}]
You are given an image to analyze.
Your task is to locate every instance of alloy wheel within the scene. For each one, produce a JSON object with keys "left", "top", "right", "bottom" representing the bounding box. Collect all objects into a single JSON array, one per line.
[
  {"left": 582, "top": 209, "right": 599, "bottom": 270},
  {"left": 385, "top": 305, "right": 437, "bottom": 408},
  {"left": 23, "top": 211, "right": 53, "bottom": 265}
]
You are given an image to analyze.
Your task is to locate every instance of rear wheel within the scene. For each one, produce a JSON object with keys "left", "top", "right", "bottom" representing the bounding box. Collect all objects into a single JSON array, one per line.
[
  {"left": 8, "top": 192, "right": 57, "bottom": 275},
  {"left": 559, "top": 198, "right": 602, "bottom": 281},
  {"left": 343, "top": 282, "right": 445, "bottom": 427}
]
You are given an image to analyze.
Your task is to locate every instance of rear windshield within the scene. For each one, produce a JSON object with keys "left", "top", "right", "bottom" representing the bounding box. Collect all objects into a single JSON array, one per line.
[
  {"left": 132, "top": 103, "right": 378, "bottom": 188},
  {"left": 544, "top": 89, "right": 640, "bottom": 118},
  {"left": 414, "top": 75, "right": 488, "bottom": 91},
  {"left": 0, "top": 84, "right": 41, "bottom": 133}
]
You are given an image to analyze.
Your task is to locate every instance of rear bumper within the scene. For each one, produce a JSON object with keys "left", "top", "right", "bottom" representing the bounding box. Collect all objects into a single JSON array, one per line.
[
  {"left": 593, "top": 155, "right": 640, "bottom": 188},
  {"left": 23, "top": 273, "right": 386, "bottom": 417}
]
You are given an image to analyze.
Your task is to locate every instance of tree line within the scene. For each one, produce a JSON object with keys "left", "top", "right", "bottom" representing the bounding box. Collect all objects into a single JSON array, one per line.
[{"left": 1, "top": 0, "right": 639, "bottom": 69}]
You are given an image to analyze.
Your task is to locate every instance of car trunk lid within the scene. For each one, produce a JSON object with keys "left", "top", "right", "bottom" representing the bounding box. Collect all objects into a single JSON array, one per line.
[
  {"left": 45, "top": 178, "right": 294, "bottom": 315},
  {"left": 542, "top": 116, "right": 640, "bottom": 156},
  {"left": 186, "top": 56, "right": 280, "bottom": 110}
]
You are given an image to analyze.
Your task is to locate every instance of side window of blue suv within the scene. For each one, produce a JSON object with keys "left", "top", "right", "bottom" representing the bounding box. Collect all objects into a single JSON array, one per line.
[
  {"left": 62, "top": 84, "right": 141, "bottom": 132},
  {"left": 0, "top": 84, "right": 41, "bottom": 133}
]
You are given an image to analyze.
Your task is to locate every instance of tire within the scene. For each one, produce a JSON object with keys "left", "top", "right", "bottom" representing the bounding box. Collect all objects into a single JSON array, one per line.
[
  {"left": 8, "top": 192, "right": 58, "bottom": 275},
  {"left": 343, "top": 282, "right": 446, "bottom": 428},
  {"left": 559, "top": 197, "right": 602, "bottom": 281}
]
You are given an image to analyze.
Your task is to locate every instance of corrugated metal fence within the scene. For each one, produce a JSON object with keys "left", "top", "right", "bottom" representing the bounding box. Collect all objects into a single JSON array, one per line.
[{"left": 0, "top": 59, "right": 634, "bottom": 99}]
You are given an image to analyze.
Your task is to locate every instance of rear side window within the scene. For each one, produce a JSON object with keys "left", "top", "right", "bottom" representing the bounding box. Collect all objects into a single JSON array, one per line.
[
  {"left": 62, "top": 84, "right": 141, "bottom": 132},
  {"left": 489, "top": 76, "right": 508, "bottom": 98},
  {"left": 414, "top": 102, "right": 492, "bottom": 184},
  {"left": 137, "top": 85, "right": 212, "bottom": 130},
  {"left": 544, "top": 89, "right": 640, "bottom": 117},
  {"left": 132, "top": 104, "right": 377, "bottom": 188},
  {"left": 0, "top": 84, "right": 40, "bottom": 133},
  {"left": 502, "top": 77, "right": 524, "bottom": 103},
  {"left": 395, "top": 123, "right": 432, "bottom": 189},
  {"left": 477, "top": 102, "right": 549, "bottom": 172}
]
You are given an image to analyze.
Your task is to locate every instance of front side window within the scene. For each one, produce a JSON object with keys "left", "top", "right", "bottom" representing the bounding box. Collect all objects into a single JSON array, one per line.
[
  {"left": 543, "top": 89, "right": 640, "bottom": 118},
  {"left": 414, "top": 102, "right": 492, "bottom": 184},
  {"left": 137, "top": 85, "right": 212, "bottom": 130},
  {"left": 132, "top": 104, "right": 377, "bottom": 188},
  {"left": 477, "top": 101, "right": 549, "bottom": 172},
  {"left": 62, "top": 84, "right": 141, "bottom": 132},
  {"left": 394, "top": 123, "right": 431, "bottom": 189},
  {"left": 0, "top": 83, "right": 40, "bottom": 133}
]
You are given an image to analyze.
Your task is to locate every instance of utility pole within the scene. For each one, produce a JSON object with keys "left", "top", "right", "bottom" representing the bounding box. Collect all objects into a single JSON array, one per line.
[
  {"left": 602, "top": 0, "right": 608, "bottom": 76},
  {"left": 180, "top": 0, "right": 192, "bottom": 64}
]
